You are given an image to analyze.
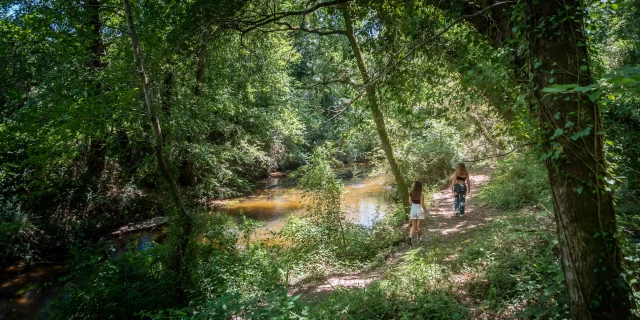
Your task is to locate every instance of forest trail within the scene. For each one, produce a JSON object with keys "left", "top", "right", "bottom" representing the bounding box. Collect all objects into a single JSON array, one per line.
[{"left": 292, "top": 164, "right": 504, "bottom": 304}]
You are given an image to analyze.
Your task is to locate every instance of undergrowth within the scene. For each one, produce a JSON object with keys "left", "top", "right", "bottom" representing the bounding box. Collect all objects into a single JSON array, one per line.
[
  {"left": 45, "top": 145, "right": 405, "bottom": 319},
  {"left": 308, "top": 209, "right": 569, "bottom": 319},
  {"left": 476, "top": 154, "right": 551, "bottom": 210}
]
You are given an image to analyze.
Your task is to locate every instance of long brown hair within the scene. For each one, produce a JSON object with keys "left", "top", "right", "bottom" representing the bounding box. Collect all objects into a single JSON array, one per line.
[
  {"left": 410, "top": 181, "right": 422, "bottom": 200},
  {"left": 455, "top": 163, "right": 469, "bottom": 177}
]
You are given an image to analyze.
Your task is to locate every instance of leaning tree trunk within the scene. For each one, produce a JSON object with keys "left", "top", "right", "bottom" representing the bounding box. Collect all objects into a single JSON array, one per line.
[
  {"left": 527, "top": 1, "right": 635, "bottom": 318},
  {"left": 123, "top": 0, "right": 192, "bottom": 277},
  {"left": 342, "top": 5, "right": 410, "bottom": 211}
]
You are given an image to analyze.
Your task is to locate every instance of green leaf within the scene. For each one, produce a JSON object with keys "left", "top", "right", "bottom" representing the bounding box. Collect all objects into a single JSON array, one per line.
[
  {"left": 570, "top": 127, "right": 592, "bottom": 140},
  {"left": 550, "top": 128, "right": 564, "bottom": 139},
  {"left": 587, "top": 90, "right": 603, "bottom": 102},
  {"left": 611, "top": 4, "right": 619, "bottom": 9},
  {"left": 580, "top": 65, "right": 588, "bottom": 71},
  {"left": 548, "top": 77, "right": 556, "bottom": 83},
  {"left": 607, "top": 78, "right": 636, "bottom": 85},
  {"left": 543, "top": 87, "right": 567, "bottom": 93},
  {"left": 577, "top": 186, "right": 583, "bottom": 194}
]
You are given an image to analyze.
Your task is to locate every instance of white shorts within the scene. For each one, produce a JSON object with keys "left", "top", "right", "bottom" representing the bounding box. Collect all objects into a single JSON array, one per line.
[{"left": 409, "top": 203, "right": 425, "bottom": 219}]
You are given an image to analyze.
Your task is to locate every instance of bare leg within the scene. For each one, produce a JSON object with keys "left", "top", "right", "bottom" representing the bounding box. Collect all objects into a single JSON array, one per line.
[
  {"left": 416, "top": 219, "right": 424, "bottom": 240},
  {"left": 409, "top": 219, "right": 417, "bottom": 239}
]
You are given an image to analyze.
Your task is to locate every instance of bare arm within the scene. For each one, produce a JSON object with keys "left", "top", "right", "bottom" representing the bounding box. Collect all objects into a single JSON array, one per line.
[
  {"left": 420, "top": 194, "right": 428, "bottom": 215},
  {"left": 467, "top": 175, "right": 472, "bottom": 193}
]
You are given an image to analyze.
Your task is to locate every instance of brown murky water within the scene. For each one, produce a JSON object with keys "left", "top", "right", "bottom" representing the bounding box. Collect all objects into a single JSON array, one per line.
[
  {"left": 223, "top": 172, "right": 392, "bottom": 236},
  {"left": 0, "top": 168, "right": 391, "bottom": 319}
]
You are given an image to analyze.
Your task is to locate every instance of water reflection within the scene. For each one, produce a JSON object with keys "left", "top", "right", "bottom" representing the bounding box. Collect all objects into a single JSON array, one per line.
[{"left": 223, "top": 173, "right": 392, "bottom": 233}]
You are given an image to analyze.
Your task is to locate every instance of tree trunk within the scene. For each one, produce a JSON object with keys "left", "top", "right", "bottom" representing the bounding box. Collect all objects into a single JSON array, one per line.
[
  {"left": 178, "top": 45, "right": 206, "bottom": 187},
  {"left": 76, "top": 0, "right": 107, "bottom": 201},
  {"left": 527, "top": 1, "right": 636, "bottom": 318},
  {"left": 123, "top": 0, "right": 192, "bottom": 277},
  {"left": 341, "top": 5, "right": 410, "bottom": 211}
]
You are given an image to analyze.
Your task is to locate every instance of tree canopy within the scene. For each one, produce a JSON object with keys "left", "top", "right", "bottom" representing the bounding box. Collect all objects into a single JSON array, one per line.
[{"left": 1, "top": 0, "right": 639, "bottom": 319}]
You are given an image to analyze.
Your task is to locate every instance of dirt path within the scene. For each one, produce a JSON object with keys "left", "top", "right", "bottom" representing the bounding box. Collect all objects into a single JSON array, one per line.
[{"left": 292, "top": 164, "right": 502, "bottom": 303}]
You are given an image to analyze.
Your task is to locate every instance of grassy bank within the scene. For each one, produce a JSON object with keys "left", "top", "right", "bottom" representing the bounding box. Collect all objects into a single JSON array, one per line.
[{"left": 309, "top": 208, "right": 567, "bottom": 319}]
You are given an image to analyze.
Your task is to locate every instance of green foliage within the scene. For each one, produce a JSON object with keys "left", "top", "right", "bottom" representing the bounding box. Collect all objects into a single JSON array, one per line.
[
  {"left": 542, "top": 66, "right": 640, "bottom": 104},
  {"left": 311, "top": 249, "right": 469, "bottom": 319},
  {"left": 477, "top": 154, "right": 551, "bottom": 210},
  {"left": 459, "top": 211, "right": 569, "bottom": 318},
  {"left": 0, "top": 202, "right": 33, "bottom": 265},
  {"left": 277, "top": 144, "right": 404, "bottom": 280},
  {"left": 45, "top": 213, "right": 289, "bottom": 319},
  {"left": 1, "top": 0, "right": 638, "bottom": 318},
  {"left": 397, "top": 120, "right": 463, "bottom": 185},
  {"left": 297, "top": 143, "right": 345, "bottom": 234},
  {"left": 44, "top": 240, "right": 180, "bottom": 319}
]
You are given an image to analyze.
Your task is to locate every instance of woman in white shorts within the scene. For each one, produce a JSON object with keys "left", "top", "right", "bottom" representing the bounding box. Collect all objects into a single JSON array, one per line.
[{"left": 408, "top": 181, "right": 428, "bottom": 243}]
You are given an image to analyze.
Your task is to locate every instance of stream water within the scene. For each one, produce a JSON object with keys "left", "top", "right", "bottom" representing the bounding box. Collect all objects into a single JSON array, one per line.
[
  {"left": 223, "top": 169, "right": 392, "bottom": 236},
  {"left": 0, "top": 166, "right": 391, "bottom": 319}
]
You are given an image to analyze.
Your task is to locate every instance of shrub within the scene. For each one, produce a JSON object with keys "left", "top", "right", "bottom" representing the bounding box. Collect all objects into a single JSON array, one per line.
[
  {"left": 459, "top": 211, "right": 569, "bottom": 318},
  {"left": 44, "top": 240, "right": 180, "bottom": 319},
  {"left": 0, "top": 200, "right": 37, "bottom": 265},
  {"left": 396, "top": 120, "right": 463, "bottom": 186},
  {"left": 477, "top": 153, "right": 551, "bottom": 210}
]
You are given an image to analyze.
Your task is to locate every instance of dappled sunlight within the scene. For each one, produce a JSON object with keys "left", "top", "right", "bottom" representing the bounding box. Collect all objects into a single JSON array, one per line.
[
  {"left": 289, "top": 165, "right": 501, "bottom": 304},
  {"left": 291, "top": 270, "right": 383, "bottom": 304},
  {"left": 421, "top": 167, "right": 497, "bottom": 239},
  {"left": 0, "top": 264, "right": 62, "bottom": 320}
]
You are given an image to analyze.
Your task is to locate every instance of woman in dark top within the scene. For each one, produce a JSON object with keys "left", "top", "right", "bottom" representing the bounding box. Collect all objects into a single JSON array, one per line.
[
  {"left": 450, "top": 163, "right": 471, "bottom": 216},
  {"left": 408, "top": 181, "right": 428, "bottom": 243}
]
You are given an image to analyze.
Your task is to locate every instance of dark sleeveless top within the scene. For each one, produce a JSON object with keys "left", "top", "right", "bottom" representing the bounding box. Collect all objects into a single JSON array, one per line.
[{"left": 456, "top": 175, "right": 466, "bottom": 181}]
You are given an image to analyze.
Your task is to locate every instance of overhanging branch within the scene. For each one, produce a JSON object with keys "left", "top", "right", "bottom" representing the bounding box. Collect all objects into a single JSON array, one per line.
[
  {"left": 461, "top": 143, "right": 535, "bottom": 162},
  {"left": 273, "top": 22, "right": 345, "bottom": 35},
  {"left": 368, "top": 1, "right": 512, "bottom": 85},
  {"left": 239, "top": 0, "right": 352, "bottom": 34}
]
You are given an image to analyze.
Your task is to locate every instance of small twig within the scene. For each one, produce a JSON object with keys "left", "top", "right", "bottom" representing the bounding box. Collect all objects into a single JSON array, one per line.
[{"left": 461, "top": 143, "right": 535, "bottom": 162}]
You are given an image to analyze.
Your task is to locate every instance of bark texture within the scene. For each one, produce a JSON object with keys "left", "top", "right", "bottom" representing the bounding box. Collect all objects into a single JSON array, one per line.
[
  {"left": 342, "top": 5, "right": 410, "bottom": 211},
  {"left": 526, "top": 1, "right": 635, "bottom": 318},
  {"left": 123, "top": 0, "right": 192, "bottom": 276}
]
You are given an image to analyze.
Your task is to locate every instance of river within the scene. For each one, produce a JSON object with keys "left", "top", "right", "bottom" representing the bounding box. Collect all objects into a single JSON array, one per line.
[{"left": 0, "top": 166, "right": 392, "bottom": 319}]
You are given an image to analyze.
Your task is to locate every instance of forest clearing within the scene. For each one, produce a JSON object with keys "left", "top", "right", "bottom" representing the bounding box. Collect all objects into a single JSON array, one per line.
[{"left": 1, "top": 0, "right": 639, "bottom": 319}]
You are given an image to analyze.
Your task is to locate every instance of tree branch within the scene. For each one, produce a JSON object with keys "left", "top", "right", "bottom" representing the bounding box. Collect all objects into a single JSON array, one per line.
[
  {"left": 239, "top": 0, "right": 352, "bottom": 34},
  {"left": 308, "top": 89, "right": 366, "bottom": 134},
  {"left": 368, "top": 1, "right": 512, "bottom": 86},
  {"left": 461, "top": 143, "right": 536, "bottom": 162},
  {"left": 427, "top": 1, "right": 511, "bottom": 43},
  {"left": 272, "top": 21, "right": 345, "bottom": 35}
]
